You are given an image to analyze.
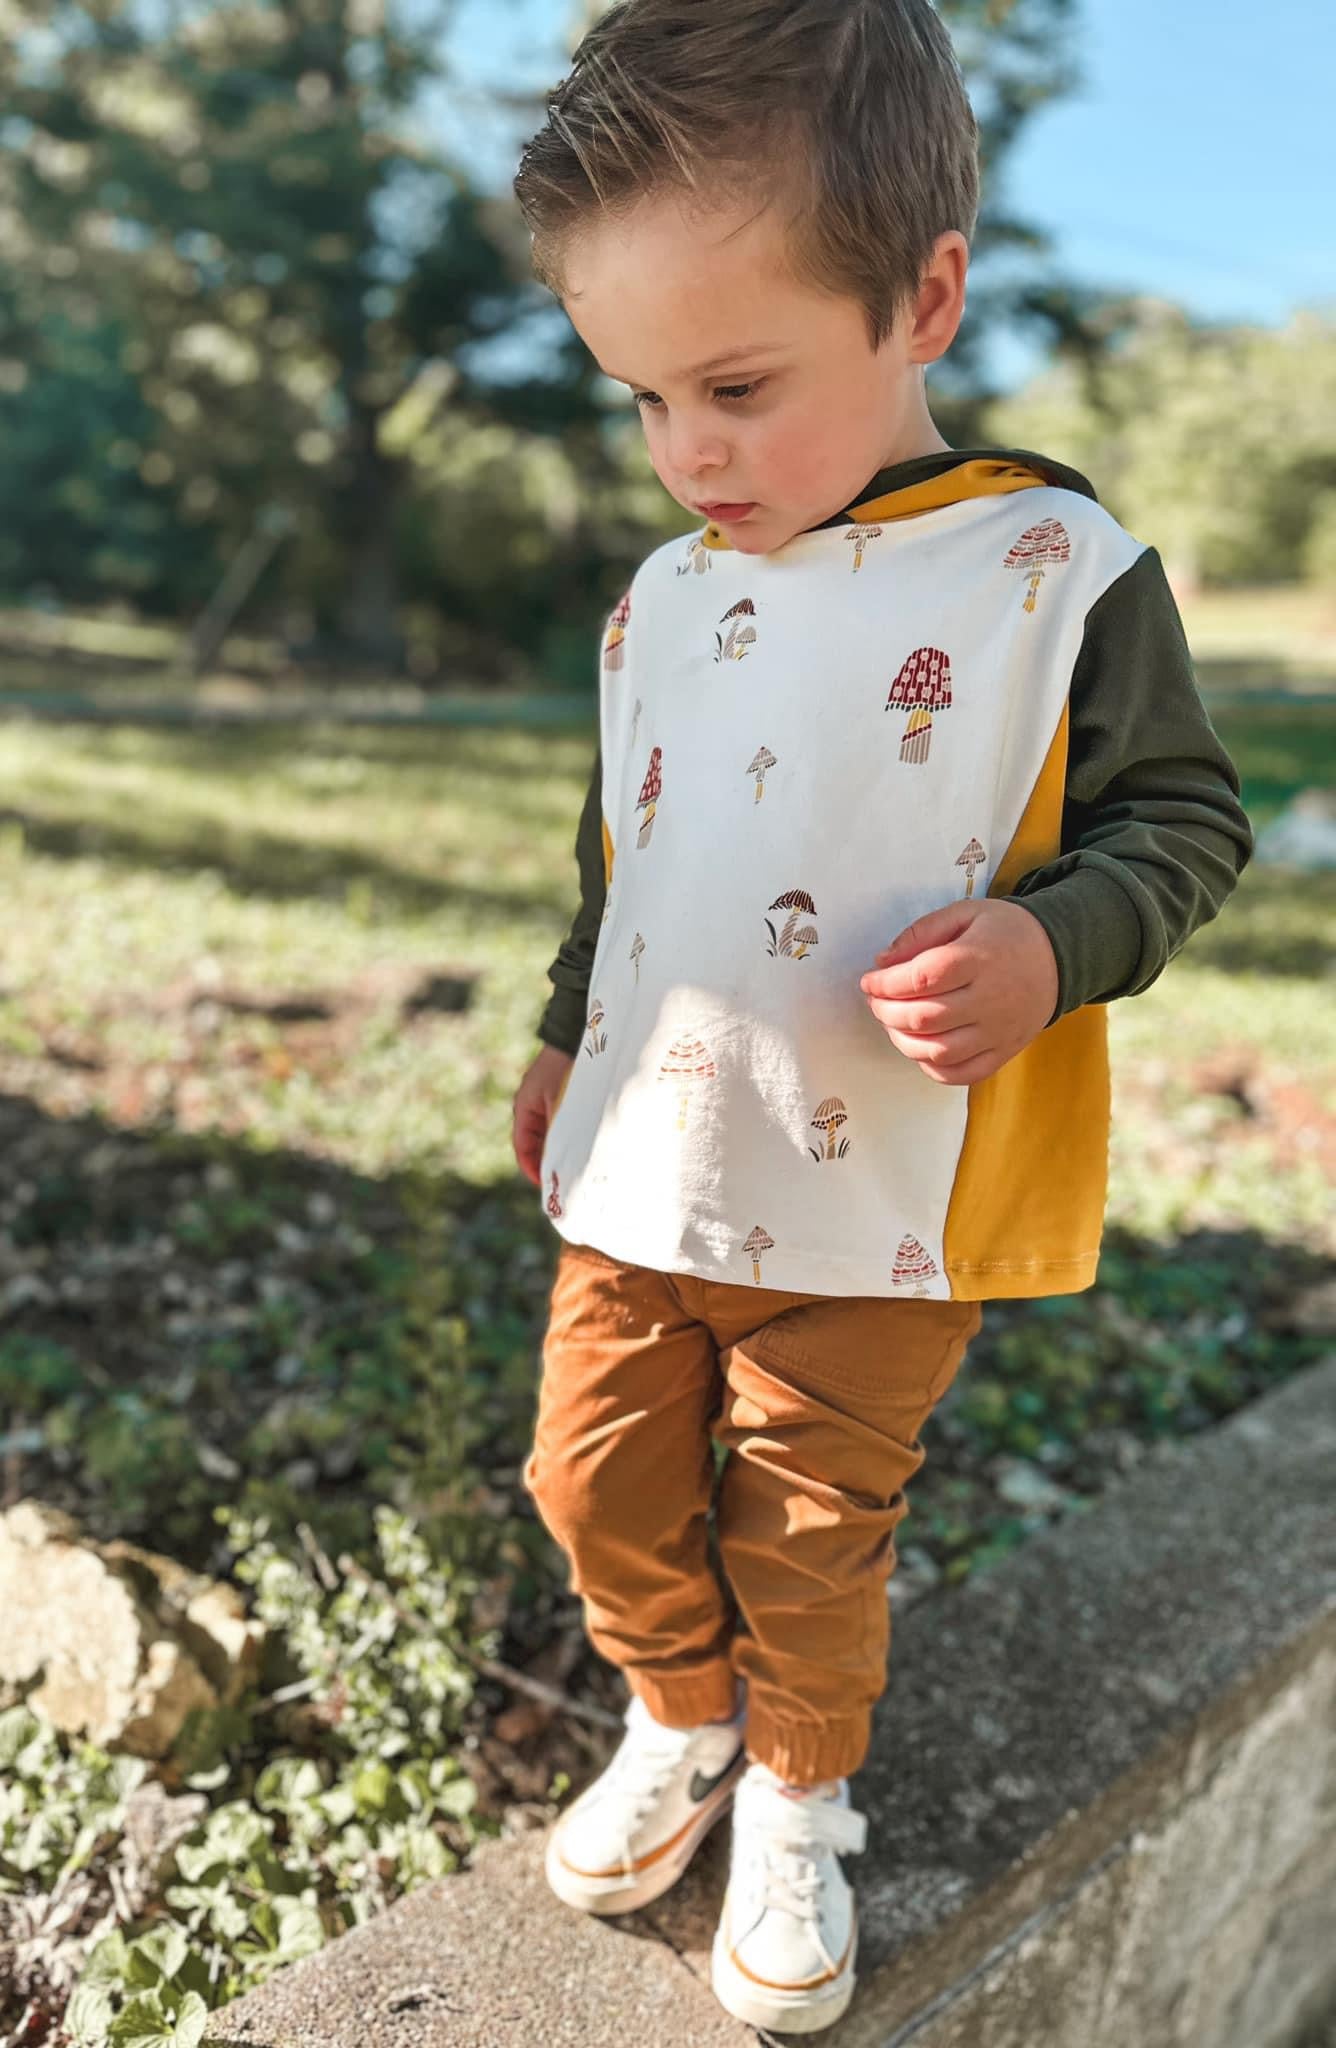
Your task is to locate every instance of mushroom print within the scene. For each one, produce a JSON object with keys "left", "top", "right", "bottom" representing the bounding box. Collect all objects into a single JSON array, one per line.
[
  {"left": 765, "top": 888, "right": 819, "bottom": 959},
  {"left": 658, "top": 1035, "right": 717, "bottom": 1131},
  {"left": 584, "top": 998, "right": 607, "bottom": 1058},
  {"left": 846, "top": 524, "right": 883, "bottom": 573},
  {"left": 892, "top": 1233, "right": 939, "bottom": 1297},
  {"left": 886, "top": 646, "right": 952, "bottom": 765},
  {"left": 602, "top": 591, "right": 631, "bottom": 670},
  {"left": 677, "top": 537, "right": 712, "bottom": 577},
  {"left": 715, "top": 598, "right": 757, "bottom": 663},
  {"left": 956, "top": 838, "right": 986, "bottom": 898},
  {"left": 1003, "top": 519, "right": 1071, "bottom": 614},
  {"left": 809, "top": 1096, "right": 851, "bottom": 1162},
  {"left": 546, "top": 1171, "right": 563, "bottom": 1219},
  {"left": 742, "top": 1224, "right": 775, "bottom": 1286},
  {"left": 747, "top": 745, "right": 777, "bottom": 803},
  {"left": 636, "top": 745, "right": 662, "bottom": 849},
  {"left": 630, "top": 932, "right": 645, "bottom": 983}
]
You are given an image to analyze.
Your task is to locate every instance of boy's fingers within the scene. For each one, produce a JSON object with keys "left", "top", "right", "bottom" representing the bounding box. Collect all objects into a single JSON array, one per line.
[
  {"left": 879, "top": 1022, "right": 987, "bottom": 1065},
  {"left": 861, "top": 945, "right": 974, "bottom": 1001},
  {"left": 875, "top": 901, "right": 978, "bottom": 968},
  {"left": 868, "top": 992, "right": 973, "bottom": 1034}
]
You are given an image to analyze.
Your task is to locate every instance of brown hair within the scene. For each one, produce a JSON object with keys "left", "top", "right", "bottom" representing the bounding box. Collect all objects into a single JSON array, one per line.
[{"left": 513, "top": 0, "right": 979, "bottom": 348}]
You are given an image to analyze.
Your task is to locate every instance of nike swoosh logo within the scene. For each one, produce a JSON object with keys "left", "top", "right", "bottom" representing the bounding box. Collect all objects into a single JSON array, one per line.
[{"left": 689, "top": 1748, "right": 744, "bottom": 1804}]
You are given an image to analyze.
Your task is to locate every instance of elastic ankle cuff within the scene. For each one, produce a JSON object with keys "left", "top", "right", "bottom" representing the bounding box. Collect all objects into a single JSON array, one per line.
[
  {"left": 745, "top": 1701, "right": 869, "bottom": 1785},
  {"left": 630, "top": 1667, "right": 741, "bottom": 1730}
]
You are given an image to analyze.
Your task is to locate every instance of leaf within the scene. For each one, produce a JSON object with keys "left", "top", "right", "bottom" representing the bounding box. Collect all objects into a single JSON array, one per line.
[
  {"left": 763, "top": 920, "right": 776, "bottom": 944},
  {"left": 126, "top": 1922, "right": 190, "bottom": 1986},
  {"left": 808, "top": 1147, "right": 821, "bottom": 1162}
]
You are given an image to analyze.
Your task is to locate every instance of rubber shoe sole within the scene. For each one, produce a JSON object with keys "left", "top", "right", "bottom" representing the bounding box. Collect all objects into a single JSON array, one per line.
[
  {"left": 545, "top": 1750, "right": 746, "bottom": 1916},
  {"left": 710, "top": 1912, "right": 858, "bottom": 2034}
]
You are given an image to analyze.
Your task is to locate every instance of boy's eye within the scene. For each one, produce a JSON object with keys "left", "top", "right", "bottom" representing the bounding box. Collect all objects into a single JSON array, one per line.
[{"left": 632, "top": 379, "right": 765, "bottom": 410}]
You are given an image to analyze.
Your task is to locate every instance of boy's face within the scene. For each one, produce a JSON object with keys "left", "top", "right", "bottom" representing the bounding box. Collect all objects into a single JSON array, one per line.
[{"left": 560, "top": 190, "right": 965, "bottom": 555}]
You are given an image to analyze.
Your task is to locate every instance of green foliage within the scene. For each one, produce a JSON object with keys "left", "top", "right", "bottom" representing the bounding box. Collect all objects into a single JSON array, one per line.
[
  {"left": 0, "top": 1503, "right": 498, "bottom": 2047},
  {"left": 989, "top": 306, "right": 1336, "bottom": 584}
]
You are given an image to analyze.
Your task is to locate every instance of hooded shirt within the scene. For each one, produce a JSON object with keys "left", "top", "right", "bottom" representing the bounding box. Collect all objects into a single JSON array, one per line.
[{"left": 535, "top": 448, "right": 1253, "bottom": 1301}]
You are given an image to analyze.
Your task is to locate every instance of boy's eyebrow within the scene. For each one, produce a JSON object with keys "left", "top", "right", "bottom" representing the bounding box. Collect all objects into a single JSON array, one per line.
[{"left": 602, "top": 343, "right": 784, "bottom": 385}]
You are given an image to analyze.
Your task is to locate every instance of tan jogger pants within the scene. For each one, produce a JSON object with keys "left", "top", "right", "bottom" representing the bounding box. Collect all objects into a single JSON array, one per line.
[{"left": 523, "top": 1239, "right": 982, "bottom": 1785}]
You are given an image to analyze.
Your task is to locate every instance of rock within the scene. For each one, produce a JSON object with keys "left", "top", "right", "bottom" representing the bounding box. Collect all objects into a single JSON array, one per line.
[
  {"left": 0, "top": 1500, "right": 264, "bottom": 1757},
  {"left": 1253, "top": 787, "right": 1336, "bottom": 871},
  {"left": 991, "top": 1458, "right": 1073, "bottom": 1513}
]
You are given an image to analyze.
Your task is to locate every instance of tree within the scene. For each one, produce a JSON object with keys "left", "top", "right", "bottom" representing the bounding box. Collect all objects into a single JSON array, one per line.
[
  {"left": 0, "top": 0, "right": 587, "bottom": 663},
  {"left": 989, "top": 305, "right": 1336, "bottom": 586}
]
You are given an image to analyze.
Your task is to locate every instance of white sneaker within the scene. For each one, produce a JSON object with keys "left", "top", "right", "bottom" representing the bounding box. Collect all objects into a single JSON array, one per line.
[
  {"left": 711, "top": 1762, "right": 868, "bottom": 2035},
  {"left": 545, "top": 1689, "right": 747, "bottom": 1915}
]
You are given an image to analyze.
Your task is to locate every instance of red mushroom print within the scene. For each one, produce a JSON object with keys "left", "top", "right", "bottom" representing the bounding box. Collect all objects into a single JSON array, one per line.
[
  {"left": 747, "top": 745, "right": 777, "bottom": 803},
  {"left": 765, "top": 887, "right": 818, "bottom": 959},
  {"left": 546, "top": 1171, "right": 563, "bottom": 1218},
  {"left": 955, "top": 837, "right": 986, "bottom": 898},
  {"left": 809, "top": 1096, "right": 850, "bottom": 1162},
  {"left": 1003, "top": 519, "right": 1071, "bottom": 614},
  {"left": 715, "top": 598, "right": 757, "bottom": 663},
  {"left": 886, "top": 646, "right": 952, "bottom": 765},
  {"left": 584, "top": 997, "right": 607, "bottom": 1058},
  {"left": 677, "top": 537, "right": 712, "bottom": 577},
  {"left": 603, "top": 591, "right": 631, "bottom": 670},
  {"left": 636, "top": 745, "right": 662, "bottom": 849},
  {"left": 742, "top": 1224, "right": 775, "bottom": 1285},
  {"left": 892, "top": 1233, "right": 939, "bottom": 1297},
  {"left": 630, "top": 932, "right": 645, "bottom": 983},
  {"left": 846, "top": 524, "right": 883, "bottom": 573},
  {"left": 658, "top": 1035, "right": 717, "bottom": 1130}
]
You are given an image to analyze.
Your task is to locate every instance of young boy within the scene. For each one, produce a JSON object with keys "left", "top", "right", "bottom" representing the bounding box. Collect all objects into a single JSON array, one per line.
[{"left": 508, "top": 0, "right": 1254, "bottom": 2031}]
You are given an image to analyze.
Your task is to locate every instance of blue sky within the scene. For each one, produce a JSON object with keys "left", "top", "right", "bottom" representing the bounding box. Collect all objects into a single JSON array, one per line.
[{"left": 445, "top": 0, "right": 1334, "bottom": 389}]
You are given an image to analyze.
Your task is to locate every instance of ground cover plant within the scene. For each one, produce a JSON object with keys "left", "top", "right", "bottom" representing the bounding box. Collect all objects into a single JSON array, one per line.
[{"left": 0, "top": 667, "right": 1330, "bottom": 2041}]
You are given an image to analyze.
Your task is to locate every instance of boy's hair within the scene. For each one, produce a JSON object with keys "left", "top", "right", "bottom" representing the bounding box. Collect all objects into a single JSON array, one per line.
[{"left": 513, "top": 0, "right": 979, "bottom": 349}]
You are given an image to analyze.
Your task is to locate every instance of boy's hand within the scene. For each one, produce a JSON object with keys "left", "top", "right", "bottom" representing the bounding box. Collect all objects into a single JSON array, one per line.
[
  {"left": 859, "top": 900, "right": 1059, "bottom": 1086},
  {"left": 512, "top": 1043, "right": 576, "bottom": 1187}
]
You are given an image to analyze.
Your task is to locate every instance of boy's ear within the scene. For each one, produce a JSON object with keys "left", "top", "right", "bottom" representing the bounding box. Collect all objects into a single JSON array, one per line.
[{"left": 907, "top": 231, "right": 969, "bottom": 365}]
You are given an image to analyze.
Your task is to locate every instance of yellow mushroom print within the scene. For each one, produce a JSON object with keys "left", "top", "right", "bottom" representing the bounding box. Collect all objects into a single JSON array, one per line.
[
  {"left": 1003, "top": 519, "right": 1071, "bottom": 614},
  {"left": 715, "top": 598, "right": 757, "bottom": 662},
  {"left": 585, "top": 998, "right": 607, "bottom": 1058},
  {"left": 636, "top": 746, "right": 662, "bottom": 849},
  {"left": 809, "top": 1096, "right": 851, "bottom": 1162},
  {"left": 846, "top": 524, "right": 883, "bottom": 572},
  {"left": 892, "top": 1233, "right": 939, "bottom": 1298},
  {"left": 603, "top": 591, "right": 631, "bottom": 670},
  {"left": 955, "top": 838, "right": 986, "bottom": 898},
  {"left": 658, "top": 1035, "right": 717, "bottom": 1131},
  {"left": 886, "top": 646, "right": 952, "bottom": 765},
  {"left": 677, "top": 536, "right": 712, "bottom": 577},
  {"left": 742, "top": 1223, "right": 775, "bottom": 1285},
  {"left": 747, "top": 745, "right": 777, "bottom": 803},
  {"left": 765, "top": 888, "right": 818, "bottom": 958}
]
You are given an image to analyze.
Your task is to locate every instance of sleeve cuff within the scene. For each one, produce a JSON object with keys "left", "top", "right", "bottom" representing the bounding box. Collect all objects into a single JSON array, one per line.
[
  {"left": 1004, "top": 866, "right": 1146, "bottom": 1023},
  {"left": 536, "top": 985, "right": 586, "bottom": 1057}
]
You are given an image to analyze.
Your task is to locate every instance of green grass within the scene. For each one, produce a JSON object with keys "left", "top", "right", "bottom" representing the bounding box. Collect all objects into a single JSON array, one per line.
[{"left": 0, "top": 691, "right": 1329, "bottom": 1593}]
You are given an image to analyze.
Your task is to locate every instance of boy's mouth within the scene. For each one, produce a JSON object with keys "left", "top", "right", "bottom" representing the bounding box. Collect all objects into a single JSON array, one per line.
[{"left": 698, "top": 501, "right": 757, "bottom": 522}]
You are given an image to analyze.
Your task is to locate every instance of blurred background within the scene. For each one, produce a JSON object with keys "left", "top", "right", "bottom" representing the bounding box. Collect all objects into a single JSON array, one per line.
[{"left": 0, "top": 5, "right": 1334, "bottom": 2037}]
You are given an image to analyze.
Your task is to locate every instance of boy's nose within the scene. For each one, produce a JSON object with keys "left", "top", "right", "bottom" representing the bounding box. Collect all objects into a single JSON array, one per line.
[{"left": 668, "top": 420, "right": 728, "bottom": 482}]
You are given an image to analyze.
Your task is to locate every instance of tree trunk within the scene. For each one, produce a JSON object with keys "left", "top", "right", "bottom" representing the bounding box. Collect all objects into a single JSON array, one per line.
[{"left": 334, "top": 410, "right": 406, "bottom": 670}]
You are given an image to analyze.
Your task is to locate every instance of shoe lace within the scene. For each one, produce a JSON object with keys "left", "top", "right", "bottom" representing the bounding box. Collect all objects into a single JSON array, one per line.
[
  {"left": 604, "top": 1739, "right": 690, "bottom": 1870},
  {"left": 738, "top": 1783, "right": 867, "bottom": 1929}
]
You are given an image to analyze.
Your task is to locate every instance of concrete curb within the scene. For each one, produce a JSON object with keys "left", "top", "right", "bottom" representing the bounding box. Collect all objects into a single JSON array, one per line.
[{"left": 212, "top": 1352, "right": 1336, "bottom": 2048}]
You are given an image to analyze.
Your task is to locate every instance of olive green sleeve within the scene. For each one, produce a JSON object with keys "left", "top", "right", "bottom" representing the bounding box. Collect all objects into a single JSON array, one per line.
[
  {"left": 1004, "top": 546, "right": 1255, "bottom": 1023},
  {"left": 536, "top": 739, "right": 608, "bottom": 1056}
]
